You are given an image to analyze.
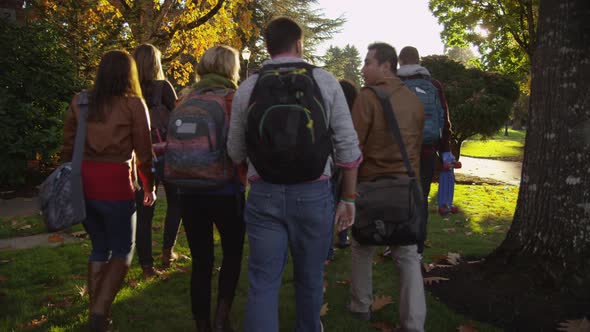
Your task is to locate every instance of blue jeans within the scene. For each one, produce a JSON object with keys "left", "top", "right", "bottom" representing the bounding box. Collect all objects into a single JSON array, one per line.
[
  {"left": 83, "top": 199, "right": 136, "bottom": 264},
  {"left": 244, "top": 180, "right": 334, "bottom": 332}
]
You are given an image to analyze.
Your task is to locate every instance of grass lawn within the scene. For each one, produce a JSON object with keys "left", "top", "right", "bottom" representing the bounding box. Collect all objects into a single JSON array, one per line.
[
  {"left": 461, "top": 129, "right": 526, "bottom": 161},
  {"left": 0, "top": 183, "right": 518, "bottom": 331}
]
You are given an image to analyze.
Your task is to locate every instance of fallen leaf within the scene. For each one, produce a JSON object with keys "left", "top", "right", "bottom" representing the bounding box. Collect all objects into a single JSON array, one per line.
[
  {"left": 47, "top": 297, "right": 74, "bottom": 308},
  {"left": 323, "top": 280, "right": 328, "bottom": 293},
  {"left": 0, "top": 275, "right": 7, "bottom": 283},
  {"left": 371, "top": 321, "right": 395, "bottom": 332},
  {"left": 151, "top": 240, "right": 159, "bottom": 246},
  {"left": 76, "top": 284, "right": 88, "bottom": 298},
  {"left": 464, "top": 232, "right": 473, "bottom": 236},
  {"left": 20, "top": 315, "right": 48, "bottom": 330},
  {"left": 467, "top": 259, "right": 484, "bottom": 264},
  {"left": 422, "top": 263, "right": 433, "bottom": 273},
  {"left": 71, "top": 231, "right": 87, "bottom": 238},
  {"left": 127, "top": 278, "right": 140, "bottom": 288},
  {"left": 320, "top": 303, "right": 329, "bottom": 317},
  {"left": 458, "top": 324, "right": 479, "bottom": 332},
  {"left": 178, "top": 254, "right": 191, "bottom": 261},
  {"left": 447, "top": 252, "right": 461, "bottom": 265},
  {"left": 81, "top": 243, "right": 89, "bottom": 247},
  {"left": 423, "top": 277, "right": 450, "bottom": 285},
  {"left": 371, "top": 295, "right": 393, "bottom": 312},
  {"left": 176, "top": 266, "right": 190, "bottom": 273},
  {"left": 0, "top": 259, "right": 13, "bottom": 264},
  {"left": 48, "top": 234, "right": 64, "bottom": 243},
  {"left": 443, "top": 228, "right": 456, "bottom": 233},
  {"left": 18, "top": 224, "right": 32, "bottom": 230},
  {"left": 558, "top": 318, "right": 590, "bottom": 332},
  {"left": 336, "top": 279, "right": 351, "bottom": 286}
]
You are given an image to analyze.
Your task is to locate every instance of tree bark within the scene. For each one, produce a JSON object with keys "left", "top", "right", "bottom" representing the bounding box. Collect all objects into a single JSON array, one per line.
[{"left": 494, "top": 0, "right": 590, "bottom": 290}]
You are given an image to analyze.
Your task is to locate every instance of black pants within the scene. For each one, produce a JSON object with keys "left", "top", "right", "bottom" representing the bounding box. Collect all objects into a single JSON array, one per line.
[
  {"left": 135, "top": 181, "right": 182, "bottom": 266},
  {"left": 180, "top": 193, "right": 245, "bottom": 320},
  {"left": 418, "top": 152, "right": 437, "bottom": 253}
]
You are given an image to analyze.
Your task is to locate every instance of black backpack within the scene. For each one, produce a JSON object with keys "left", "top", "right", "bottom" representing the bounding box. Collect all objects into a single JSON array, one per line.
[{"left": 246, "top": 62, "right": 332, "bottom": 184}]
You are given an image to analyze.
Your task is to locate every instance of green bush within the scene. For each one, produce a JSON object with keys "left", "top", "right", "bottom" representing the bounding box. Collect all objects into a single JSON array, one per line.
[{"left": 0, "top": 20, "right": 83, "bottom": 186}]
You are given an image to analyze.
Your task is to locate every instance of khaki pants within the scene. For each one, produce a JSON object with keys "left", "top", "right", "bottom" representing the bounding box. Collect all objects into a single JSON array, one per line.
[{"left": 349, "top": 240, "right": 426, "bottom": 332}]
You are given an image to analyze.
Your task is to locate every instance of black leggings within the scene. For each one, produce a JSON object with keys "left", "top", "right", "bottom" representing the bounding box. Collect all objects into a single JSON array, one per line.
[{"left": 180, "top": 193, "right": 245, "bottom": 320}]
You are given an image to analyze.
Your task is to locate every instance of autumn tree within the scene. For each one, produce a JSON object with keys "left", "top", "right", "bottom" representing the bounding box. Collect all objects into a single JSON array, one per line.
[
  {"left": 444, "top": 46, "right": 476, "bottom": 66},
  {"left": 421, "top": 55, "right": 519, "bottom": 157},
  {"left": 429, "top": 0, "right": 538, "bottom": 86},
  {"left": 237, "top": 0, "right": 345, "bottom": 68},
  {"left": 322, "top": 44, "right": 362, "bottom": 86},
  {"left": 30, "top": 0, "right": 254, "bottom": 86},
  {"left": 493, "top": 0, "right": 590, "bottom": 291}
]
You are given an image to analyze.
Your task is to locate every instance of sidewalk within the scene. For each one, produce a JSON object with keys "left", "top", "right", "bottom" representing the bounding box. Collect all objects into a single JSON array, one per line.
[
  {"left": 0, "top": 196, "right": 39, "bottom": 218},
  {"left": 455, "top": 156, "right": 522, "bottom": 186}
]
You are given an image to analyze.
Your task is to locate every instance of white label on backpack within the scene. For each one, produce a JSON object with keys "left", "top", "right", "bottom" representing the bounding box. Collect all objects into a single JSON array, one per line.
[
  {"left": 177, "top": 122, "right": 197, "bottom": 134},
  {"left": 175, "top": 119, "right": 182, "bottom": 126},
  {"left": 415, "top": 87, "right": 427, "bottom": 94}
]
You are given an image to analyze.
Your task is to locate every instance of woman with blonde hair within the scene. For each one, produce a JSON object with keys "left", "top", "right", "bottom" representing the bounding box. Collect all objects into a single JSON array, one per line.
[
  {"left": 133, "top": 43, "right": 180, "bottom": 277},
  {"left": 61, "top": 50, "right": 155, "bottom": 331},
  {"left": 178, "top": 45, "right": 245, "bottom": 332}
]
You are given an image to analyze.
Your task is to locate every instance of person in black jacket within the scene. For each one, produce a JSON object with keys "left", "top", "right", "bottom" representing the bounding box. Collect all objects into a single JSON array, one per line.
[{"left": 133, "top": 43, "right": 181, "bottom": 277}]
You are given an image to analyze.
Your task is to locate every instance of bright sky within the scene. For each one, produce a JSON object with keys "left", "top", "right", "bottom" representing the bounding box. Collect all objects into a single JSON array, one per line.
[{"left": 314, "top": 0, "right": 446, "bottom": 59}]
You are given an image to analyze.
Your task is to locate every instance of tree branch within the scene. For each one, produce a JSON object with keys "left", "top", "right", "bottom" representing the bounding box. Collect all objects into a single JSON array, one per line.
[
  {"left": 107, "top": 0, "right": 130, "bottom": 13},
  {"left": 167, "top": 0, "right": 226, "bottom": 39}
]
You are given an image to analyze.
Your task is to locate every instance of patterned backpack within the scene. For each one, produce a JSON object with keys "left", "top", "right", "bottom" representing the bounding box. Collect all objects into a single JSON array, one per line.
[{"left": 163, "top": 87, "right": 235, "bottom": 189}]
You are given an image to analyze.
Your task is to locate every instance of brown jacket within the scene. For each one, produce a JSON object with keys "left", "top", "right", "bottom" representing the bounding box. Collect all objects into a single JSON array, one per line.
[
  {"left": 61, "top": 93, "right": 155, "bottom": 192},
  {"left": 351, "top": 76, "right": 424, "bottom": 182}
]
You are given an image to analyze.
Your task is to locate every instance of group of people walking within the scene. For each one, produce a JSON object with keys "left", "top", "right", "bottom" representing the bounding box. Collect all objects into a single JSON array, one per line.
[{"left": 61, "top": 15, "right": 452, "bottom": 332}]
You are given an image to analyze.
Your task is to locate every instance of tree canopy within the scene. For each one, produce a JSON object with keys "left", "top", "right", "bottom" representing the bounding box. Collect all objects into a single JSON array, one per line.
[
  {"left": 322, "top": 44, "right": 363, "bottom": 87},
  {"left": 429, "top": 0, "right": 538, "bottom": 87}
]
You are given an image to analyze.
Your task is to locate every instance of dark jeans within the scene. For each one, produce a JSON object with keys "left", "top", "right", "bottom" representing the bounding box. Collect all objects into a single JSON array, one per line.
[
  {"left": 135, "top": 181, "right": 182, "bottom": 266},
  {"left": 180, "top": 193, "right": 245, "bottom": 320},
  {"left": 418, "top": 152, "right": 437, "bottom": 253},
  {"left": 83, "top": 199, "right": 136, "bottom": 264}
]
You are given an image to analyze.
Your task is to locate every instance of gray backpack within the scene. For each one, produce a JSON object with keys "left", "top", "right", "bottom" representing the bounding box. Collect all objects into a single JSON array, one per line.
[{"left": 39, "top": 92, "right": 89, "bottom": 232}]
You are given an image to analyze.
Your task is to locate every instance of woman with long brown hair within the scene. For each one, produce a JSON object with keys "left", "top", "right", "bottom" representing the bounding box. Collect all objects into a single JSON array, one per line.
[{"left": 61, "top": 50, "right": 155, "bottom": 331}]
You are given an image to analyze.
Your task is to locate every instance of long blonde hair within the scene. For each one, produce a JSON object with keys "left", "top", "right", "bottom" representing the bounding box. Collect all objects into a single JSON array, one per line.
[
  {"left": 89, "top": 50, "right": 142, "bottom": 122},
  {"left": 133, "top": 43, "right": 165, "bottom": 87},
  {"left": 196, "top": 45, "right": 240, "bottom": 84}
]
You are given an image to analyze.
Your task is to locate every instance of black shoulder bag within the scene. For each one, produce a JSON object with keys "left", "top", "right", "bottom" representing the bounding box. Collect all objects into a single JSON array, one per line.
[{"left": 351, "top": 86, "right": 426, "bottom": 246}]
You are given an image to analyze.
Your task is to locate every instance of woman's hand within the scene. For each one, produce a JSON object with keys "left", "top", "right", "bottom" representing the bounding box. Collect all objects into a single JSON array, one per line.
[{"left": 143, "top": 191, "right": 156, "bottom": 206}]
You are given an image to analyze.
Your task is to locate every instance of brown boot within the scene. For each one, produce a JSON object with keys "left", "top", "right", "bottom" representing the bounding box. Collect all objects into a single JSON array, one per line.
[
  {"left": 88, "top": 261, "right": 107, "bottom": 307},
  {"left": 141, "top": 265, "right": 161, "bottom": 278},
  {"left": 161, "top": 247, "right": 178, "bottom": 269},
  {"left": 212, "top": 298, "right": 235, "bottom": 332},
  {"left": 88, "top": 262, "right": 108, "bottom": 331},
  {"left": 90, "top": 257, "right": 130, "bottom": 331}
]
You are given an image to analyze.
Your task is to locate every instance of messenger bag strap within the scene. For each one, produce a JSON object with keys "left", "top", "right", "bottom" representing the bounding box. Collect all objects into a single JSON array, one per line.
[
  {"left": 71, "top": 91, "right": 89, "bottom": 177},
  {"left": 366, "top": 86, "right": 416, "bottom": 179}
]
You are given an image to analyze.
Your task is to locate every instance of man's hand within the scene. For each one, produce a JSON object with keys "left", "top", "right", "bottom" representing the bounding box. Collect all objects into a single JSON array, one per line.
[
  {"left": 334, "top": 200, "right": 356, "bottom": 232},
  {"left": 143, "top": 191, "right": 156, "bottom": 206}
]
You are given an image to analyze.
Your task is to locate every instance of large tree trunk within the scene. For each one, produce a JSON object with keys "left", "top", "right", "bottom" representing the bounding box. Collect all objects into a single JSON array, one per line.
[{"left": 494, "top": 0, "right": 590, "bottom": 290}]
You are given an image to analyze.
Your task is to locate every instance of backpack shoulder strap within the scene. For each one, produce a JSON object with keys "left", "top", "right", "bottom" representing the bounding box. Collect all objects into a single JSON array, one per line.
[{"left": 365, "top": 86, "right": 416, "bottom": 178}]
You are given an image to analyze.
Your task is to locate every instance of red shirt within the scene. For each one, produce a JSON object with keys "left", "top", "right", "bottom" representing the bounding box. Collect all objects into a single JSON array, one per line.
[{"left": 82, "top": 160, "right": 135, "bottom": 200}]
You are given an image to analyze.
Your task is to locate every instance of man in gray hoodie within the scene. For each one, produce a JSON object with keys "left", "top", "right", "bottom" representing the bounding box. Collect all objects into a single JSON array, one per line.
[
  {"left": 227, "top": 17, "right": 362, "bottom": 332},
  {"left": 397, "top": 46, "right": 454, "bottom": 254}
]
